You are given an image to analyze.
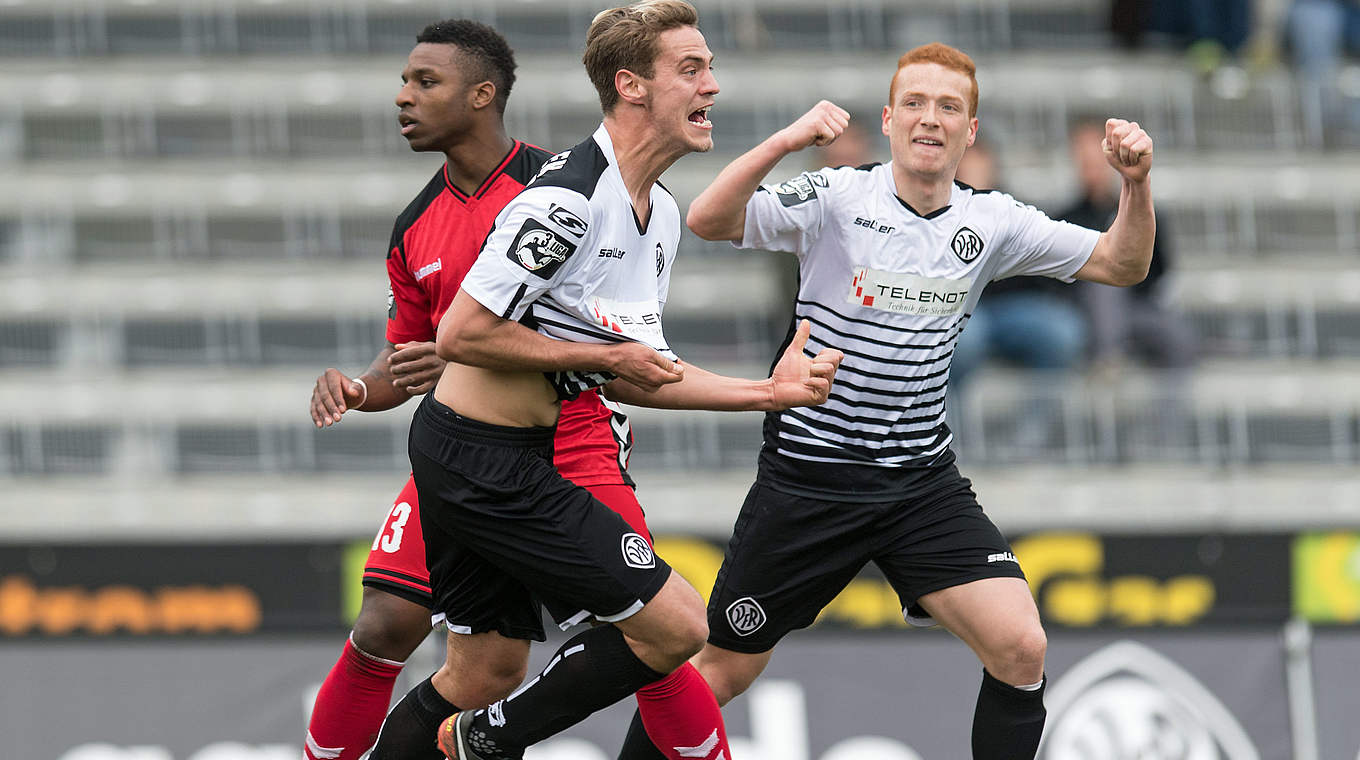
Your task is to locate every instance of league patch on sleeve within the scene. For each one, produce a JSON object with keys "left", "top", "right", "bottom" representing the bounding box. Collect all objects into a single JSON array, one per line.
[
  {"left": 767, "top": 172, "right": 826, "bottom": 207},
  {"left": 507, "top": 218, "right": 578, "bottom": 279}
]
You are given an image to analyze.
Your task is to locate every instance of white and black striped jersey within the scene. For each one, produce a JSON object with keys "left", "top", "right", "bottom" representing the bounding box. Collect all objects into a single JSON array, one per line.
[
  {"left": 741, "top": 162, "right": 1099, "bottom": 498},
  {"left": 460, "top": 124, "right": 681, "bottom": 400}
]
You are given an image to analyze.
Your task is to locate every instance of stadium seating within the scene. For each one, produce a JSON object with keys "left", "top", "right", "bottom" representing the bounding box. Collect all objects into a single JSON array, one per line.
[{"left": 4, "top": 0, "right": 1359, "bottom": 537}]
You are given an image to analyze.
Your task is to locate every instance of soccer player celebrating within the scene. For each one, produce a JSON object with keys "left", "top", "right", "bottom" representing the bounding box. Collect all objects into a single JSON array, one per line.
[
  {"left": 616, "top": 43, "right": 1156, "bottom": 760},
  {"left": 302, "top": 18, "right": 762, "bottom": 760},
  {"left": 367, "top": 3, "right": 839, "bottom": 760}
]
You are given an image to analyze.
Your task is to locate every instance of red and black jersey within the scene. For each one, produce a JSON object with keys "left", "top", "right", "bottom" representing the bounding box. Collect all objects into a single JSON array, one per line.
[
  {"left": 383, "top": 140, "right": 633, "bottom": 487},
  {"left": 387, "top": 141, "right": 550, "bottom": 344}
]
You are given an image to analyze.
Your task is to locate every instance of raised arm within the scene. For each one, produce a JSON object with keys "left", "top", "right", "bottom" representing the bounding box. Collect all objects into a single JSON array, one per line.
[
  {"left": 603, "top": 320, "right": 842, "bottom": 410},
  {"left": 437, "top": 289, "right": 685, "bottom": 392},
  {"left": 687, "top": 101, "right": 850, "bottom": 241},
  {"left": 1075, "top": 118, "right": 1156, "bottom": 287}
]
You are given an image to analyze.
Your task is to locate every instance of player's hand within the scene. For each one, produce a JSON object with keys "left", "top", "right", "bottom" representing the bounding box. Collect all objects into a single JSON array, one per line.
[
  {"left": 767, "top": 320, "right": 843, "bottom": 409},
  {"left": 1102, "top": 118, "right": 1153, "bottom": 183},
  {"left": 778, "top": 100, "right": 851, "bottom": 154},
  {"left": 310, "top": 368, "right": 365, "bottom": 428},
  {"left": 606, "top": 343, "right": 684, "bottom": 393},
  {"left": 389, "top": 341, "right": 445, "bottom": 395}
]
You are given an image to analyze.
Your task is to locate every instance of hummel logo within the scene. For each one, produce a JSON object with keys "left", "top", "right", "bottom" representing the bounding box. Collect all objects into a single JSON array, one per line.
[{"left": 413, "top": 259, "right": 442, "bottom": 281}]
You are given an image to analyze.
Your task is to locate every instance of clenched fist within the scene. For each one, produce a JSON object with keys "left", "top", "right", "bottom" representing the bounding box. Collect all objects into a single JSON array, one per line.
[
  {"left": 1101, "top": 118, "right": 1154, "bottom": 182},
  {"left": 779, "top": 100, "right": 852, "bottom": 153}
]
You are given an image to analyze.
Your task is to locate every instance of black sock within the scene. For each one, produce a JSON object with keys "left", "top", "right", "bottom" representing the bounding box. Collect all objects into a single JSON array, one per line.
[
  {"left": 369, "top": 675, "right": 460, "bottom": 760},
  {"left": 971, "top": 669, "right": 1046, "bottom": 760},
  {"left": 616, "top": 709, "right": 669, "bottom": 760},
  {"left": 466, "top": 625, "right": 667, "bottom": 760}
]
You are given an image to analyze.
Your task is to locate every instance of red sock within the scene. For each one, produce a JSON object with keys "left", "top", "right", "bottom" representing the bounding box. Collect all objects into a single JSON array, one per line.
[
  {"left": 304, "top": 635, "right": 405, "bottom": 760},
  {"left": 635, "top": 663, "right": 730, "bottom": 760}
]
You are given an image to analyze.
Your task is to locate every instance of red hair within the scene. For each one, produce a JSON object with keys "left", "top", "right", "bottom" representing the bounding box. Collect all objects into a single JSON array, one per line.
[{"left": 888, "top": 43, "right": 978, "bottom": 117}]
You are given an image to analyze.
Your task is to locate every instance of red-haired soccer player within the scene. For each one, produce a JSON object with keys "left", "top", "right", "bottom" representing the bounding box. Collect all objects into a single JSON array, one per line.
[{"left": 618, "top": 42, "right": 1156, "bottom": 760}]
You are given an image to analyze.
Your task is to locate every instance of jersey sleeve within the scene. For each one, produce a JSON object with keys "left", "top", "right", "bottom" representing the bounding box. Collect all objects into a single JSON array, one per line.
[
  {"left": 459, "top": 187, "right": 592, "bottom": 321},
  {"left": 385, "top": 238, "right": 434, "bottom": 344},
  {"left": 736, "top": 169, "right": 832, "bottom": 255},
  {"left": 991, "top": 195, "right": 1099, "bottom": 282}
]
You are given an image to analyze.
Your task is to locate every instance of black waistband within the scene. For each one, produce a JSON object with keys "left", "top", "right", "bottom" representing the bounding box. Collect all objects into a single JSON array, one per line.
[
  {"left": 416, "top": 394, "right": 555, "bottom": 448},
  {"left": 757, "top": 446, "right": 959, "bottom": 502}
]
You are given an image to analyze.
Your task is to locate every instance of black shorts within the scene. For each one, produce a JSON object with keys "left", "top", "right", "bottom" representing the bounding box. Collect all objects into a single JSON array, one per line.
[
  {"left": 409, "top": 395, "right": 671, "bottom": 641},
  {"left": 706, "top": 460, "right": 1025, "bottom": 653}
]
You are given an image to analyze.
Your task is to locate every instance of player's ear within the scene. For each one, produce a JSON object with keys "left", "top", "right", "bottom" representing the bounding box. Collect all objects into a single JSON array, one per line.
[
  {"left": 881, "top": 104, "right": 891, "bottom": 137},
  {"left": 966, "top": 118, "right": 978, "bottom": 147},
  {"left": 615, "top": 68, "right": 647, "bottom": 107},
  {"left": 469, "top": 80, "right": 497, "bottom": 111}
]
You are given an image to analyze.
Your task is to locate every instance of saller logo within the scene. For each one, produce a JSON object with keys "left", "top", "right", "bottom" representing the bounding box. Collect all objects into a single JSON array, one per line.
[
  {"left": 726, "top": 597, "right": 766, "bottom": 636},
  {"left": 621, "top": 533, "right": 655, "bottom": 569},
  {"left": 1038, "top": 640, "right": 1260, "bottom": 760},
  {"left": 508, "top": 219, "right": 576, "bottom": 279},
  {"left": 950, "top": 226, "right": 984, "bottom": 263}
]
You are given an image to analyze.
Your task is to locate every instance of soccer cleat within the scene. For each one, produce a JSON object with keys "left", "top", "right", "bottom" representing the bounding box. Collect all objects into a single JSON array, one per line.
[{"left": 436, "top": 711, "right": 483, "bottom": 760}]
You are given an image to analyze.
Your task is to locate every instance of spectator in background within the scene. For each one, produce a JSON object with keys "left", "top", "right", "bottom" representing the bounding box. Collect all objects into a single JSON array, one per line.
[
  {"left": 817, "top": 119, "right": 882, "bottom": 168},
  {"left": 1286, "top": 0, "right": 1360, "bottom": 144},
  {"left": 1059, "top": 117, "right": 1196, "bottom": 373},
  {"left": 1143, "top": 0, "right": 1253, "bottom": 73},
  {"left": 950, "top": 139, "right": 1089, "bottom": 392}
]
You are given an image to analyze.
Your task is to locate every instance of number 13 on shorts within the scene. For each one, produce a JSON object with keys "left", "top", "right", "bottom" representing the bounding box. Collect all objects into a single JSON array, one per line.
[{"left": 372, "top": 501, "right": 413, "bottom": 553}]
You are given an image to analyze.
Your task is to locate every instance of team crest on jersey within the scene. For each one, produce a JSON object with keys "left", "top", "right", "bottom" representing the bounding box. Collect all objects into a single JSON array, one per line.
[
  {"left": 769, "top": 173, "right": 824, "bottom": 207},
  {"left": 508, "top": 218, "right": 577, "bottom": 278},
  {"left": 621, "top": 533, "right": 655, "bottom": 569},
  {"left": 655, "top": 242, "right": 665, "bottom": 276},
  {"left": 547, "top": 203, "right": 588, "bottom": 237},
  {"left": 950, "top": 226, "right": 985, "bottom": 263},
  {"left": 726, "top": 597, "right": 766, "bottom": 636}
]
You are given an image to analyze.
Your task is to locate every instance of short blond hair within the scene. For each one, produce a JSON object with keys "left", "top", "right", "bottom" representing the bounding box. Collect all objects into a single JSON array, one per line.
[
  {"left": 583, "top": 0, "right": 700, "bottom": 113},
  {"left": 888, "top": 42, "right": 979, "bottom": 117}
]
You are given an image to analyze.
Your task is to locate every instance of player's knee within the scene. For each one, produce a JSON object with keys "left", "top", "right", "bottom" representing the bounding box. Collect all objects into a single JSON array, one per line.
[
  {"left": 676, "top": 612, "right": 709, "bottom": 659},
  {"left": 350, "top": 590, "right": 433, "bottom": 661},
  {"left": 702, "top": 666, "right": 754, "bottom": 707},
  {"left": 474, "top": 656, "right": 530, "bottom": 705},
  {"left": 653, "top": 609, "right": 708, "bottom": 672},
  {"left": 437, "top": 648, "right": 529, "bottom": 709},
  {"left": 989, "top": 625, "right": 1047, "bottom": 684}
]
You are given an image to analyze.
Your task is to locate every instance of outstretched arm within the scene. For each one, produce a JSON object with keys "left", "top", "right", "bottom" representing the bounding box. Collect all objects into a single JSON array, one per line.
[
  {"left": 603, "top": 320, "right": 843, "bottom": 411},
  {"left": 687, "top": 101, "right": 850, "bottom": 242},
  {"left": 1075, "top": 118, "right": 1157, "bottom": 287},
  {"left": 437, "top": 289, "right": 685, "bottom": 392}
]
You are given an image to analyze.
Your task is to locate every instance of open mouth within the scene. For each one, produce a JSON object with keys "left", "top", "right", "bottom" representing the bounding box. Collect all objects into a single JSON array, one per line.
[
  {"left": 687, "top": 106, "right": 712, "bottom": 129},
  {"left": 913, "top": 136, "right": 943, "bottom": 148},
  {"left": 398, "top": 114, "right": 418, "bottom": 136}
]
